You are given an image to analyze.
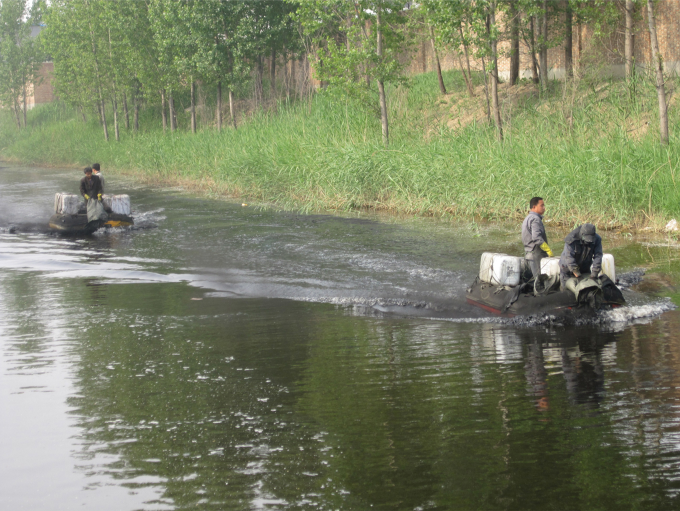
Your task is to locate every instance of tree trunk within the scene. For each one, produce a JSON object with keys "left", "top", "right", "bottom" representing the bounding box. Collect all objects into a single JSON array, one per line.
[
  {"left": 112, "top": 96, "right": 120, "bottom": 141},
  {"left": 134, "top": 99, "right": 139, "bottom": 132},
  {"left": 481, "top": 57, "right": 491, "bottom": 125},
  {"left": 530, "top": 17, "right": 540, "bottom": 84},
  {"left": 107, "top": 27, "right": 120, "bottom": 141},
  {"left": 565, "top": 0, "right": 573, "bottom": 78},
  {"left": 216, "top": 81, "right": 222, "bottom": 131},
  {"left": 646, "top": 0, "right": 668, "bottom": 144},
  {"left": 270, "top": 47, "right": 276, "bottom": 96},
  {"left": 100, "top": 97, "right": 109, "bottom": 141},
  {"left": 229, "top": 89, "right": 237, "bottom": 129},
  {"left": 190, "top": 80, "right": 196, "bottom": 134},
  {"left": 376, "top": 2, "right": 388, "bottom": 147},
  {"left": 489, "top": 4, "right": 503, "bottom": 141},
  {"left": 509, "top": 0, "right": 520, "bottom": 85},
  {"left": 539, "top": 1, "right": 548, "bottom": 90},
  {"left": 459, "top": 25, "right": 475, "bottom": 97},
  {"left": 123, "top": 92, "right": 130, "bottom": 129},
  {"left": 625, "top": 0, "right": 635, "bottom": 79},
  {"left": 13, "top": 102, "right": 21, "bottom": 129},
  {"left": 161, "top": 89, "right": 167, "bottom": 132},
  {"left": 85, "top": 7, "right": 108, "bottom": 141},
  {"left": 290, "top": 57, "right": 297, "bottom": 98},
  {"left": 22, "top": 82, "right": 27, "bottom": 128},
  {"left": 256, "top": 56, "right": 264, "bottom": 105},
  {"left": 429, "top": 25, "right": 446, "bottom": 94},
  {"left": 457, "top": 53, "right": 474, "bottom": 97},
  {"left": 169, "top": 92, "right": 177, "bottom": 132},
  {"left": 283, "top": 53, "right": 290, "bottom": 100}
]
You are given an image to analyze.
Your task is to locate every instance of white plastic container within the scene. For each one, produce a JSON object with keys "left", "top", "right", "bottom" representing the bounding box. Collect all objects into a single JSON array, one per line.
[
  {"left": 539, "top": 253, "right": 615, "bottom": 282},
  {"left": 540, "top": 257, "right": 561, "bottom": 278},
  {"left": 594, "top": 253, "right": 616, "bottom": 282},
  {"left": 54, "top": 193, "right": 81, "bottom": 215},
  {"left": 102, "top": 194, "right": 131, "bottom": 215},
  {"left": 479, "top": 252, "right": 522, "bottom": 287}
]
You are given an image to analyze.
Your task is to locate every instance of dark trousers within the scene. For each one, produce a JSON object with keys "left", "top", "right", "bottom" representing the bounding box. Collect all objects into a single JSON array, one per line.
[{"left": 525, "top": 246, "right": 547, "bottom": 279}]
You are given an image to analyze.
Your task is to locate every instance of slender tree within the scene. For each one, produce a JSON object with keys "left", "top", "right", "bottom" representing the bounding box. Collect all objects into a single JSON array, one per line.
[
  {"left": 295, "top": 0, "right": 406, "bottom": 147},
  {"left": 646, "top": 0, "right": 668, "bottom": 144},
  {"left": 0, "top": 0, "right": 42, "bottom": 129}
]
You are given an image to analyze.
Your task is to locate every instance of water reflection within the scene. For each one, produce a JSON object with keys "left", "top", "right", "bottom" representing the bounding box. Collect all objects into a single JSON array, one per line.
[{"left": 3, "top": 166, "right": 680, "bottom": 509}]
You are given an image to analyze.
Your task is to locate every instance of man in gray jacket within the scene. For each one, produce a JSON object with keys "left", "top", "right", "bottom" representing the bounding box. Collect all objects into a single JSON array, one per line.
[{"left": 521, "top": 197, "right": 553, "bottom": 279}]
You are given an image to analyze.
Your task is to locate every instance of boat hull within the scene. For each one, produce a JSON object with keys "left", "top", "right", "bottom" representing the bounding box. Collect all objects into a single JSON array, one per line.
[
  {"left": 48, "top": 213, "right": 133, "bottom": 234},
  {"left": 465, "top": 277, "right": 625, "bottom": 317}
]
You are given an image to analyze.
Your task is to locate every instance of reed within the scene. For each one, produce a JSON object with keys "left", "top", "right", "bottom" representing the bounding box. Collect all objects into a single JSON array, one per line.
[{"left": 2, "top": 70, "right": 679, "bottom": 229}]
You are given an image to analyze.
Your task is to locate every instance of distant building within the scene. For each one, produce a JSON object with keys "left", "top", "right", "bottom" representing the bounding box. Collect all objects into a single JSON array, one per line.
[{"left": 26, "top": 25, "right": 55, "bottom": 109}]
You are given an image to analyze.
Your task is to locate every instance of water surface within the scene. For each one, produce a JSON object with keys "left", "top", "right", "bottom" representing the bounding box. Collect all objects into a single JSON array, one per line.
[{"left": 2, "top": 165, "right": 680, "bottom": 510}]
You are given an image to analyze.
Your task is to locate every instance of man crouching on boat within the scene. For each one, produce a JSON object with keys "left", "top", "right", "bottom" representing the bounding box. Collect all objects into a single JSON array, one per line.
[
  {"left": 79, "top": 167, "right": 107, "bottom": 226},
  {"left": 522, "top": 197, "right": 553, "bottom": 279},
  {"left": 558, "top": 223, "right": 603, "bottom": 290}
]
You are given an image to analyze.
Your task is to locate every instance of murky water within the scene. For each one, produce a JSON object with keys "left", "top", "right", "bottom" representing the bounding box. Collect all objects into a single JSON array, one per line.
[{"left": 3, "top": 165, "right": 680, "bottom": 509}]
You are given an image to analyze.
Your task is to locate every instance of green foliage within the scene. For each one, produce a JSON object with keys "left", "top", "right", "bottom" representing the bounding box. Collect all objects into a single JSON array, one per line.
[
  {"left": 294, "top": 0, "right": 406, "bottom": 104},
  {"left": 2, "top": 71, "right": 679, "bottom": 228},
  {"left": 0, "top": 0, "right": 43, "bottom": 128}
]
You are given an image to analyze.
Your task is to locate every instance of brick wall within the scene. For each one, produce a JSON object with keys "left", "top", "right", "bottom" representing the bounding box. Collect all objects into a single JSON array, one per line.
[{"left": 26, "top": 62, "right": 55, "bottom": 109}]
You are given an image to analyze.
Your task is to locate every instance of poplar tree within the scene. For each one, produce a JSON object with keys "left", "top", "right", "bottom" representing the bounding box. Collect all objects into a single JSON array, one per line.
[
  {"left": 295, "top": 0, "right": 406, "bottom": 147},
  {"left": 0, "top": 0, "right": 41, "bottom": 129},
  {"left": 188, "top": 1, "right": 250, "bottom": 131}
]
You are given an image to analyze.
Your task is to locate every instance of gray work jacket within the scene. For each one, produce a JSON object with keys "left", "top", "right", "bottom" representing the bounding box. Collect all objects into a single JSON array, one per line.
[
  {"left": 558, "top": 226, "right": 603, "bottom": 275},
  {"left": 521, "top": 211, "right": 548, "bottom": 253}
]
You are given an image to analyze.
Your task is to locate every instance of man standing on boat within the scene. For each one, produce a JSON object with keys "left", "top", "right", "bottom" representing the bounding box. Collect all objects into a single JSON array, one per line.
[
  {"left": 92, "top": 163, "right": 105, "bottom": 192},
  {"left": 558, "top": 223, "right": 603, "bottom": 290},
  {"left": 522, "top": 197, "right": 553, "bottom": 279},
  {"left": 79, "top": 167, "right": 106, "bottom": 225}
]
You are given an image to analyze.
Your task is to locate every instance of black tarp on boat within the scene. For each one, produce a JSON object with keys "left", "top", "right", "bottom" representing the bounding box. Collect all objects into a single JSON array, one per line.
[{"left": 466, "top": 274, "right": 625, "bottom": 317}]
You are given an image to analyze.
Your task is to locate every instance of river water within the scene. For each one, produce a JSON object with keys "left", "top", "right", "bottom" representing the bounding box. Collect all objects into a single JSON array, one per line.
[{"left": 2, "top": 165, "right": 680, "bottom": 510}]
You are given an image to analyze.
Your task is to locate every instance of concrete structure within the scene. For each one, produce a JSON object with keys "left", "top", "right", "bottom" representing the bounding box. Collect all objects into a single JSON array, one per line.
[{"left": 26, "top": 62, "right": 55, "bottom": 109}]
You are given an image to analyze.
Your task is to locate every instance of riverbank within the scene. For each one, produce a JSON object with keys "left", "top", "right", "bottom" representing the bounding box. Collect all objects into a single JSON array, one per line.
[{"left": 2, "top": 70, "right": 679, "bottom": 230}]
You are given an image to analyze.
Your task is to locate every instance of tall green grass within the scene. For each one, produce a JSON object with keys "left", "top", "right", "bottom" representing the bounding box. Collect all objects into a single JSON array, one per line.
[{"left": 1, "top": 69, "right": 679, "bottom": 228}]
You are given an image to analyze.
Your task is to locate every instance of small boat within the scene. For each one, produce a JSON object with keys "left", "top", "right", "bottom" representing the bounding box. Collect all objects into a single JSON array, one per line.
[
  {"left": 49, "top": 193, "right": 134, "bottom": 234},
  {"left": 466, "top": 252, "right": 625, "bottom": 317}
]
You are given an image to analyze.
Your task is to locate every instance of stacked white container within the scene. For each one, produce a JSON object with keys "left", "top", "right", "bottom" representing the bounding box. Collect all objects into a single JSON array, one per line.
[
  {"left": 479, "top": 252, "right": 522, "bottom": 287},
  {"left": 540, "top": 253, "right": 616, "bottom": 282},
  {"left": 102, "top": 194, "right": 131, "bottom": 215},
  {"left": 54, "top": 193, "right": 81, "bottom": 215},
  {"left": 540, "top": 257, "right": 561, "bottom": 278}
]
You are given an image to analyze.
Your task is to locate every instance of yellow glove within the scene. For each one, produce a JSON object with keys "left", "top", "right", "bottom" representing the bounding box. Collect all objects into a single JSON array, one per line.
[
  {"left": 84, "top": 194, "right": 90, "bottom": 200},
  {"left": 97, "top": 194, "right": 102, "bottom": 201},
  {"left": 539, "top": 242, "right": 553, "bottom": 257}
]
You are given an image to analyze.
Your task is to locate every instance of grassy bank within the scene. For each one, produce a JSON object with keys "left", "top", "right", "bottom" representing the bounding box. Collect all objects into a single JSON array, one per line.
[{"left": 2, "top": 70, "right": 679, "bottom": 229}]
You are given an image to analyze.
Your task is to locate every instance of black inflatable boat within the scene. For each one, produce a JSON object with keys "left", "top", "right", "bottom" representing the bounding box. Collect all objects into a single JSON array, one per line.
[
  {"left": 49, "top": 192, "right": 134, "bottom": 234},
  {"left": 48, "top": 212, "right": 134, "bottom": 234},
  {"left": 466, "top": 274, "right": 625, "bottom": 317}
]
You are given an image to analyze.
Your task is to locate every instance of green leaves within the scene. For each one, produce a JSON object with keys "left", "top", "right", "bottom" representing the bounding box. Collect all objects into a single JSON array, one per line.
[{"left": 0, "top": 0, "right": 41, "bottom": 128}]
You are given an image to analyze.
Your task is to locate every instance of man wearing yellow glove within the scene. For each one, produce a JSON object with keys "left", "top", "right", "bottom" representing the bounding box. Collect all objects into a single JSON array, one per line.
[{"left": 521, "top": 197, "right": 553, "bottom": 279}]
